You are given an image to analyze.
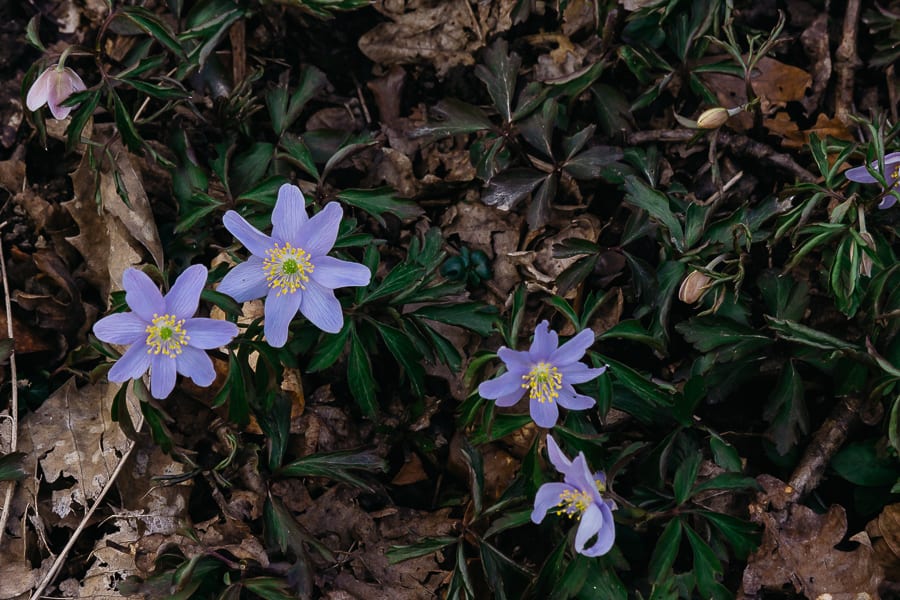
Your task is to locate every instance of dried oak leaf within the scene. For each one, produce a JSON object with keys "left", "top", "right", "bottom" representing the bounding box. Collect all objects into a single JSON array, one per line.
[
  {"left": 739, "top": 475, "right": 884, "bottom": 599},
  {"left": 866, "top": 503, "right": 900, "bottom": 581},
  {"left": 299, "top": 486, "right": 455, "bottom": 599},
  {"left": 65, "top": 135, "right": 164, "bottom": 300},
  {"left": 359, "top": 0, "right": 482, "bottom": 77},
  {"left": 17, "top": 378, "right": 142, "bottom": 523}
]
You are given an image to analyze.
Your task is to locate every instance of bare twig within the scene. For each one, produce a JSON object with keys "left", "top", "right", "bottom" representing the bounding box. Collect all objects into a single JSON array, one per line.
[
  {"left": 0, "top": 220, "right": 18, "bottom": 548},
  {"left": 834, "top": 0, "right": 862, "bottom": 124},
  {"left": 788, "top": 395, "right": 863, "bottom": 499},
  {"left": 626, "top": 129, "right": 817, "bottom": 183}
]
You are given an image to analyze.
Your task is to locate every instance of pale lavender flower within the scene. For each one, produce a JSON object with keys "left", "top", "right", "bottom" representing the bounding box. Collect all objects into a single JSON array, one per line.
[
  {"left": 478, "top": 320, "right": 606, "bottom": 428},
  {"left": 218, "top": 183, "right": 371, "bottom": 347},
  {"left": 26, "top": 64, "right": 86, "bottom": 120},
  {"left": 845, "top": 151, "right": 900, "bottom": 209},
  {"left": 93, "top": 265, "right": 238, "bottom": 399},
  {"left": 532, "top": 436, "right": 617, "bottom": 557}
]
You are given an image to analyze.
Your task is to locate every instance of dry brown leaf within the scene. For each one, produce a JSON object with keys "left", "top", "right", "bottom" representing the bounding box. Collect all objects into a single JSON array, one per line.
[
  {"left": 739, "top": 475, "right": 884, "bottom": 598},
  {"left": 19, "top": 379, "right": 141, "bottom": 522},
  {"left": 65, "top": 133, "right": 164, "bottom": 300},
  {"left": 867, "top": 503, "right": 900, "bottom": 580},
  {"left": 298, "top": 485, "right": 455, "bottom": 599},
  {"left": 358, "top": 0, "right": 482, "bottom": 77},
  {"left": 750, "top": 57, "right": 812, "bottom": 114},
  {"left": 764, "top": 111, "right": 854, "bottom": 150},
  {"left": 441, "top": 200, "right": 522, "bottom": 297}
]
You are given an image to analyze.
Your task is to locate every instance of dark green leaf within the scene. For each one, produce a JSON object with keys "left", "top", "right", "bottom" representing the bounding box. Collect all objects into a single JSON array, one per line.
[
  {"left": 411, "top": 303, "right": 498, "bottom": 337},
  {"left": 374, "top": 322, "right": 425, "bottom": 397},
  {"left": 623, "top": 176, "right": 683, "bottom": 250},
  {"left": 527, "top": 172, "right": 556, "bottom": 229},
  {"left": 673, "top": 451, "right": 702, "bottom": 504},
  {"left": 474, "top": 38, "right": 521, "bottom": 123},
  {"left": 278, "top": 447, "right": 387, "bottom": 491},
  {"left": 337, "top": 187, "right": 424, "bottom": 226},
  {"left": 563, "top": 145, "right": 625, "bottom": 180},
  {"left": 648, "top": 517, "right": 682, "bottom": 582},
  {"left": 412, "top": 99, "right": 493, "bottom": 138},
  {"left": 691, "top": 473, "right": 760, "bottom": 496},
  {"left": 831, "top": 440, "right": 900, "bottom": 487},
  {"left": 66, "top": 90, "right": 101, "bottom": 153},
  {"left": 764, "top": 362, "right": 809, "bottom": 455},
  {"left": 482, "top": 168, "right": 547, "bottom": 211},
  {"left": 0, "top": 452, "right": 27, "bottom": 482},
  {"left": 306, "top": 325, "right": 350, "bottom": 372},
  {"left": 699, "top": 511, "right": 760, "bottom": 560},
  {"left": 119, "top": 7, "right": 186, "bottom": 59},
  {"left": 111, "top": 91, "right": 144, "bottom": 153},
  {"left": 264, "top": 494, "right": 334, "bottom": 561},
  {"left": 387, "top": 537, "right": 458, "bottom": 564},
  {"left": 347, "top": 327, "right": 378, "bottom": 417}
]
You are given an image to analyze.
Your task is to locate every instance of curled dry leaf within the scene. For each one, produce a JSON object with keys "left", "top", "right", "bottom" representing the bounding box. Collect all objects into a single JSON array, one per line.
[
  {"left": 65, "top": 134, "right": 164, "bottom": 300},
  {"left": 359, "top": 0, "right": 482, "bottom": 77},
  {"left": 866, "top": 503, "right": 900, "bottom": 581},
  {"left": 740, "top": 475, "right": 884, "bottom": 598}
]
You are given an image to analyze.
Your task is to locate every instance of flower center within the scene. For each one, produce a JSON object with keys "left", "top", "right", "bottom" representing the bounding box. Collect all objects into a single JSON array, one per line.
[
  {"left": 145, "top": 314, "right": 189, "bottom": 357},
  {"left": 263, "top": 243, "right": 314, "bottom": 296},
  {"left": 522, "top": 362, "right": 562, "bottom": 403},
  {"left": 890, "top": 164, "right": 900, "bottom": 186},
  {"left": 555, "top": 488, "right": 593, "bottom": 519}
]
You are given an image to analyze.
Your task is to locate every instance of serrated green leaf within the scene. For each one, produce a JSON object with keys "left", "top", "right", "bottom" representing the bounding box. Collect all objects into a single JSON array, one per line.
[
  {"left": 347, "top": 327, "right": 378, "bottom": 417},
  {"left": 119, "top": 6, "right": 186, "bottom": 59},
  {"left": 474, "top": 38, "right": 520, "bottom": 123},
  {"left": 278, "top": 447, "right": 387, "bottom": 491},
  {"left": 648, "top": 517, "right": 682, "bottom": 582},
  {"left": 386, "top": 536, "right": 458, "bottom": 564},
  {"left": 411, "top": 303, "right": 498, "bottom": 337},
  {"left": 623, "top": 176, "right": 684, "bottom": 251},
  {"left": 337, "top": 187, "right": 423, "bottom": 226},
  {"left": 374, "top": 322, "right": 425, "bottom": 397},
  {"left": 412, "top": 99, "right": 494, "bottom": 138},
  {"left": 673, "top": 450, "right": 701, "bottom": 504},
  {"left": 482, "top": 168, "right": 547, "bottom": 211}
]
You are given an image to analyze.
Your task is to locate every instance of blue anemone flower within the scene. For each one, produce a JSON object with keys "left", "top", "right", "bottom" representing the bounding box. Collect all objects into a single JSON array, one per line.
[
  {"left": 845, "top": 151, "right": 900, "bottom": 209},
  {"left": 478, "top": 320, "right": 606, "bottom": 428},
  {"left": 532, "top": 436, "right": 617, "bottom": 557},
  {"left": 93, "top": 265, "right": 238, "bottom": 399},
  {"left": 218, "top": 183, "right": 371, "bottom": 347}
]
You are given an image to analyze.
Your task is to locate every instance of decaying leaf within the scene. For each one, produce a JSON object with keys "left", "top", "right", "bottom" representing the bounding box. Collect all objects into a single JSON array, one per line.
[
  {"left": 65, "top": 132, "right": 164, "bottom": 300},
  {"left": 17, "top": 378, "right": 142, "bottom": 521},
  {"left": 359, "top": 0, "right": 483, "bottom": 77},
  {"left": 441, "top": 200, "right": 522, "bottom": 297},
  {"left": 739, "top": 475, "right": 884, "bottom": 598},
  {"left": 866, "top": 503, "right": 900, "bottom": 581}
]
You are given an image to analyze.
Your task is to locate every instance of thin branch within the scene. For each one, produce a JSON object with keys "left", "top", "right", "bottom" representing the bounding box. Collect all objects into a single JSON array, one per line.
[
  {"left": 626, "top": 129, "right": 817, "bottom": 183},
  {"left": 834, "top": 0, "right": 862, "bottom": 124},
  {"left": 0, "top": 220, "right": 18, "bottom": 548},
  {"left": 788, "top": 395, "right": 863, "bottom": 499}
]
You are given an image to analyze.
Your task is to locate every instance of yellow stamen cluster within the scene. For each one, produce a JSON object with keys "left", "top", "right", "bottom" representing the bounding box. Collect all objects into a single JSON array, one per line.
[
  {"left": 263, "top": 243, "right": 314, "bottom": 296},
  {"left": 145, "top": 314, "right": 188, "bottom": 357},
  {"left": 890, "top": 164, "right": 900, "bottom": 185},
  {"left": 522, "top": 362, "right": 563, "bottom": 403},
  {"left": 555, "top": 488, "right": 593, "bottom": 519}
]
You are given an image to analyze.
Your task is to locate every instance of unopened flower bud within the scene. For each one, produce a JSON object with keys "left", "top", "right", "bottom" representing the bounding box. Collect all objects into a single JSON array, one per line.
[
  {"left": 696, "top": 107, "right": 730, "bottom": 129},
  {"left": 678, "top": 270, "right": 713, "bottom": 304}
]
